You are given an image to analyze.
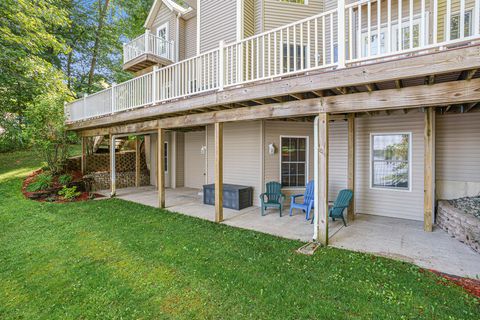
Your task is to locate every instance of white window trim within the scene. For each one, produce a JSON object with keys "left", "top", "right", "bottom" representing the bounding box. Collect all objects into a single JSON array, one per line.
[
  {"left": 444, "top": 8, "right": 474, "bottom": 40},
  {"left": 279, "top": 135, "right": 309, "bottom": 189},
  {"left": 157, "top": 22, "right": 169, "bottom": 41},
  {"left": 369, "top": 132, "right": 412, "bottom": 192},
  {"left": 279, "top": 0, "right": 309, "bottom": 5}
]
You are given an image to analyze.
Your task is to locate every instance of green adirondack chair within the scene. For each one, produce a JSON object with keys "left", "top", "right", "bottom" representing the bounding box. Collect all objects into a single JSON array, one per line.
[{"left": 259, "top": 182, "right": 285, "bottom": 216}]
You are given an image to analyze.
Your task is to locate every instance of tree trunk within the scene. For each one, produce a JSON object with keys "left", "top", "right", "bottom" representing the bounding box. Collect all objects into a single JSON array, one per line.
[{"left": 87, "top": 0, "right": 110, "bottom": 93}]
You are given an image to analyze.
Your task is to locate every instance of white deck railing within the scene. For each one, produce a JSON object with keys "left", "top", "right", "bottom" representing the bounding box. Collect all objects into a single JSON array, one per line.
[
  {"left": 66, "top": 0, "right": 480, "bottom": 123},
  {"left": 123, "top": 31, "right": 175, "bottom": 64}
]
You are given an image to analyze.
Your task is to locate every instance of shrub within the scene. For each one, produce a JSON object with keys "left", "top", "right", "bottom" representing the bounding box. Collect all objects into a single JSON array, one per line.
[
  {"left": 58, "top": 185, "right": 81, "bottom": 201},
  {"left": 58, "top": 174, "right": 72, "bottom": 185},
  {"left": 26, "top": 173, "right": 53, "bottom": 192}
]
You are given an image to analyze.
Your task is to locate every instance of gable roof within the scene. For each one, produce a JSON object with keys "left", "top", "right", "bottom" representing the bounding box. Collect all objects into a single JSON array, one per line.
[{"left": 144, "top": 0, "right": 194, "bottom": 28}]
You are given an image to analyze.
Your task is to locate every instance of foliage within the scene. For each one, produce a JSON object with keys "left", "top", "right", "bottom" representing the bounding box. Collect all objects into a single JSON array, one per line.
[
  {"left": 26, "top": 172, "right": 53, "bottom": 192},
  {"left": 58, "top": 185, "right": 81, "bottom": 201},
  {"left": 1, "top": 150, "right": 479, "bottom": 319},
  {"left": 58, "top": 174, "right": 73, "bottom": 185},
  {"left": 0, "top": 115, "right": 30, "bottom": 152}
]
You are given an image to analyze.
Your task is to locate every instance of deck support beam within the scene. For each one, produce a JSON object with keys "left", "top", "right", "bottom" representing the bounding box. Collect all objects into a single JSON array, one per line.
[
  {"left": 347, "top": 113, "right": 355, "bottom": 222},
  {"left": 315, "top": 113, "right": 329, "bottom": 246},
  {"left": 109, "top": 134, "right": 116, "bottom": 197},
  {"left": 135, "top": 136, "right": 141, "bottom": 187},
  {"left": 214, "top": 122, "right": 224, "bottom": 223},
  {"left": 81, "top": 137, "right": 87, "bottom": 175},
  {"left": 424, "top": 107, "right": 435, "bottom": 232},
  {"left": 158, "top": 128, "right": 166, "bottom": 209}
]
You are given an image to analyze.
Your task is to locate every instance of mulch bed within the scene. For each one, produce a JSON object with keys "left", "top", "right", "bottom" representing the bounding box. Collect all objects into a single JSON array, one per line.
[
  {"left": 22, "top": 170, "right": 103, "bottom": 203},
  {"left": 428, "top": 269, "right": 480, "bottom": 298}
]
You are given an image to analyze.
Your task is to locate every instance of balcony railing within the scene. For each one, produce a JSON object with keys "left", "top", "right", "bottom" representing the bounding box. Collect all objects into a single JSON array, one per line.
[
  {"left": 67, "top": 0, "right": 480, "bottom": 123},
  {"left": 123, "top": 31, "right": 175, "bottom": 65}
]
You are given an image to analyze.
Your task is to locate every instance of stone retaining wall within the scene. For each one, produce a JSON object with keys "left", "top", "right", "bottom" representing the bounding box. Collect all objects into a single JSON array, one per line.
[
  {"left": 437, "top": 201, "right": 480, "bottom": 254},
  {"left": 90, "top": 171, "right": 150, "bottom": 191}
]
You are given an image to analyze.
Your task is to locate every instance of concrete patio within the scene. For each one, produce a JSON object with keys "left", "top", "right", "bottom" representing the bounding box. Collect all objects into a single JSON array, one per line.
[{"left": 99, "top": 186, "right": 480, "bottom": 278}]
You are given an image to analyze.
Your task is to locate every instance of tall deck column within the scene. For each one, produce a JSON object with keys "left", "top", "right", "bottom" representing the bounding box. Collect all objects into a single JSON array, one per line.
[
  {"left": 81, "top": 137, "right": 87, "bottom": 175},
  {"left": 315, "top": 113, "right": 329, "bottom": 246},
  {"left": 424, "top": 107, "right": 435, "bottom": 232},
  {"left": 110, "top": 134, "right": 116, "bottom": 197},
  {"left": 347, "top": 113, "right": 355, "bottom": 222},
  {"left": 158, "top": 128, "right": 166, "bottom": 209},
  {"left": 215, "top": 122, "right": 224, "bottom": 223},
  {"left": 135, "top": 136, "right": 141, "bottom": 187}
]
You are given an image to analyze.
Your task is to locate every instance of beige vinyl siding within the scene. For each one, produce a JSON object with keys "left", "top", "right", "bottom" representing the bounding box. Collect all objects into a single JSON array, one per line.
[
  {"left": 184, "top": 130, "right": 206, "bottom": 189},
  {"left": 175, "top": 132, "right": 185, "bottom": 187},
  {"left": 329, "top": 120, "right": 348, "bottom": 200},
  {"left": 207, "top": 121, "right": 263, "bottom": 206},
  {"left": 355, "top": 112, "right": 424, "bottom": 221},
  {"left": 244, "top": 0, "right": 256, "bottom": 37},
  {"left": 199, "top": 0, "right": 237, "bottom": 53},
  {"left": 184, "top": 16, "right": 197, "bottom": 58},
  {"left": 263, "top": 0, "right": 323, "bottom": 31},
  {"left": 436, "top": 112, "right": 480, "bottom": 199},
  {"left": 152, "top": 4, "right": 176, "bottom": 42},
  {"left": 255, "top": 0, "right": 264, "bottom": 34}
]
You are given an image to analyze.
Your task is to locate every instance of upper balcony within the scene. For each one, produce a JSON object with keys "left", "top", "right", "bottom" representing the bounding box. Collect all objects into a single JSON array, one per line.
[
  {"left": 123, "top": 30, "right": 175, "bottom": 72},
  {"left": 67, "top": 0, "right": 480, "bottom": 126}
]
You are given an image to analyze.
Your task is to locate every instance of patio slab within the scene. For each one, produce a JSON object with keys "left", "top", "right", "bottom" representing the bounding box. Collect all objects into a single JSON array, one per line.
[{"left": 99, "top": 186, "right": 480, "bottom": 278}]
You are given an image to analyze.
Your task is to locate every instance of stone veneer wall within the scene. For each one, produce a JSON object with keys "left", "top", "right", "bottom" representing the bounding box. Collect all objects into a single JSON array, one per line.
[
  {"left": 437, "top": 201, "right": 480, "bottom": 254},
  {"left": 91, "top": 171, "right": 151, "bottom": 191}
]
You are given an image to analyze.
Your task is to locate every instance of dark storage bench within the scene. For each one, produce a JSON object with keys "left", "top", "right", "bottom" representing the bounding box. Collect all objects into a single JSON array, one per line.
[{"left": 203, "top": 184, "right": 253, "bottom": 210}]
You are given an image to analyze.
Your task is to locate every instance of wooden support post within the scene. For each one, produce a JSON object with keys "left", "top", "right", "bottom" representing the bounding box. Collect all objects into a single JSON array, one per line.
[
  {"left": 214, "top": 122, "right": 224, "bottom": 222},
  {"left": 158, "top": 128, "right": 166, "bottom": 209},
  {"left": 316, "top": 113, "right": 329, "bottom": 246},
  {"left": 81, "top": 137, "right": 87, "bottom": 175},
  {"left": 109, "top": 134, "right": 116, "bottom": 197},
  {"left": 347, "top": 113, "right": 355, "bottom": 222},
  {"left": 135, "top": 136, "right": 141, "bottom": 187},
  {"left": 424, "top": 107, "right": 435, "bottom": 232}
]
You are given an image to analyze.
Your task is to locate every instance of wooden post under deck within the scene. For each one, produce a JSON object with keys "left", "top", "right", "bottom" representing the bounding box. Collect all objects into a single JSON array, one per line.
[
  {"left": 215, "top": 122, "right": 224, "bottom": 223},
  {"left": 135, "top": 137, "right": 141, "bottom": 187},
  {"left": 158, "top": 128, "right": 166, "bottom": 209},
  {"left": 424, "top": 107, "right": 435, "bottom": 232},
  {"left": 347, "top": 113, "right": 355, "bottom": 222},
  {"left": 81, "top": 137, "right": 87, "bottom": 175},
  {"left": 316, "top": 113, "right": 329, "bottom": 246},
  {"left": 109, "top": 134, "right": 116, "bottom": 197}
]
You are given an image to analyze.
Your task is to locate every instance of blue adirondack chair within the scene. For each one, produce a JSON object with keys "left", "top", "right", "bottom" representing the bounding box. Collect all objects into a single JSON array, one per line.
[
  {"left": 289, "top": 180, "right": 315, "bottom": 220},
  {"left": 311, "top": 189, "right": 354, "bottom": 226},
  {"left": 259, "top": 182, "right": 285, "bottom": 216}
]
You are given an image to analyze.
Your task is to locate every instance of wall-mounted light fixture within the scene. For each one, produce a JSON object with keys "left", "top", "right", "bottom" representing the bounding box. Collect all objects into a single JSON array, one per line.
[
  {"left": 268, "top": 143, "right": 276, "bottom": 155},
  {"left": 200, "top": 145, "right": 207, "bottom": 155}
]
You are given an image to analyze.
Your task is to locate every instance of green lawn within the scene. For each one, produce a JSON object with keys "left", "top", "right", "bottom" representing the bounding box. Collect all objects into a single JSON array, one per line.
[{"left": 0, "top": 150, "right": 478, "bottom": 319}]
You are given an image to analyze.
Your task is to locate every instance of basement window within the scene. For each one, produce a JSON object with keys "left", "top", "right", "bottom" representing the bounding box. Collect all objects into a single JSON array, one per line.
[
  {"left": 281, "top": 136, "right": 308, "bottom": 188},
  {"left": 371, "top": 133, "right": 411, "bottom": 191}
]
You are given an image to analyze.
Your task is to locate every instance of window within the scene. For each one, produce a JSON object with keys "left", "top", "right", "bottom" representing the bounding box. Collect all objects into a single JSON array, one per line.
[
  {"left": 449, "top": 10, "right": 473, "bottom": 40},
  {"left": 156, "top": 23, "right": 169, "bottom": 56},
  {"left": 281, "top": 137, "right": 308, "bottom": 187},
  {"left": 157, "top": 23, "right": 169, "bottom": 41},
  {"left": 371, "top": 133, "right": 411, "bottom": 190},
  {"left": 279, "top": 0, "right": 307, "bottom": 4},
  {"left": 283, "top": 44, "right": 308, "bottom": 72}
]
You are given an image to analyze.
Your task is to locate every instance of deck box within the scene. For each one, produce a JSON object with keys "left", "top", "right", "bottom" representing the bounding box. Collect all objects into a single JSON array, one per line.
[{"left": 203, "top": 184, "right": 253, "bottom": 210}]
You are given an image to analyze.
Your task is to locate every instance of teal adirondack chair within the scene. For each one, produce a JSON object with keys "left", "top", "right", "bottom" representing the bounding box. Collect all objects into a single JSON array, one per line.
[
  {"left": 327, "top": 189, "right": 354, "bottom": 227},
  {"left": 259, "top": 182, "right": 285, "bottom": 216}
]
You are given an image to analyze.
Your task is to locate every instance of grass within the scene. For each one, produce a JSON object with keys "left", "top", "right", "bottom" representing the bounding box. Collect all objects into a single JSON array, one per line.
[{"left": 0, "top": 150, "right": 478, "bottom": 319}]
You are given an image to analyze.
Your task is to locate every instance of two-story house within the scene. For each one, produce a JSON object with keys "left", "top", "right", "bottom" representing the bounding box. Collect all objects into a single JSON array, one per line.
[{"left": 66, "top": 0, "right": 480, "bottom": 248}]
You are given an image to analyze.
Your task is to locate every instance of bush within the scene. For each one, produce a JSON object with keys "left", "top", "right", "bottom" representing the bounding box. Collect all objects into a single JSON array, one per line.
[
  {"left": 58, "top": 174, "right": 72, "bottom": 185},
  {"left": 26, "top": 173, "right": 53, "bottom": 192},
  {"left": 0, "top": 115, "right": 31, "bottom": 152},
  {"left": 58, "top": 186, "right": 81, "bottom": 201}
]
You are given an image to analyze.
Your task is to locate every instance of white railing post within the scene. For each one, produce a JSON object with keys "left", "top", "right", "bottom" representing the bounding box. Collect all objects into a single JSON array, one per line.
[
  {"left": 218, "top": 40, "right": 225, "bottom": 91},
  {"left": 145, "top": 29, "right": 150, "bottom": 53},
  {"left": 475, "top": 0, "right": 480, "bottom": 36},
  {"left": 152, "top": 66, "right": 158, "bottom": 103},
  {"left": 111, "top": 83, "right": 116, "bottom": 114},
  {"left": 83, "top": 93, "right": 88, "bottom": 120},
  {"left": 337, "top": 0, "right": 346, "bottom": 68}
]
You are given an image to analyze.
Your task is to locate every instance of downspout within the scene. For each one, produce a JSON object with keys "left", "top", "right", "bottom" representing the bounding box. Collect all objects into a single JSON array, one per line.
[
  {"left": 313, "top": 116, "right": 319, "bottom": 241},
  {"left": 176, "top": 12, "right": 181, "bottom": 62}
]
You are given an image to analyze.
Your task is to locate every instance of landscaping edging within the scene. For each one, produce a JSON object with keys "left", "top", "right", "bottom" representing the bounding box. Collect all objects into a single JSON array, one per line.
[{"left": 437, "top": 200, "right": 480, "bottom": 254}]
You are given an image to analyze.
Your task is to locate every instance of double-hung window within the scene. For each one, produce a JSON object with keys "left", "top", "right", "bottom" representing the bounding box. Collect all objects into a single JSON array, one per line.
[
  {"left": 448, "top": 9, "right": 473, "bottom": 40},
  {"left": 281, "top": 136, "right": 308, "bottom": 187},
  {"left": 371, "top": 133, "right": 411, "bottom": 190}
]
